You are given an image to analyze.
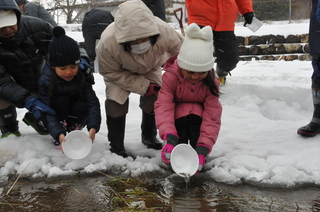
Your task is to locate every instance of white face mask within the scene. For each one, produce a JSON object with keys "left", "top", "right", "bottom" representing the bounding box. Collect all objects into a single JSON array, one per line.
[{"left": 130, "top": 40, "right": 152, "bottom": 54}]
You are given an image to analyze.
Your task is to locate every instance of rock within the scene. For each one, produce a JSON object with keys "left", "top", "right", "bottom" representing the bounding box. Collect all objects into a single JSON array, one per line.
[
  {"left": 300, "top": 34, "right": 309, "bottom": 43},
  {"left": 285, "top": 55, "right": 299, "bottom": 61},
  {"left": 285, "top": 34, "right": 300, "bottom": 43},
  {"left": 274, "top": 44, "right": 286, "bottom": 54},
  {"left": 249, "top": 45, "right": 261, "bottom": 55},
  {"left": 284, "top": 44, "right": 303, "bottom": 53},
  {"left": 238, "top": 46, "right": 249, "bottom": 55},
  {"left": 236, "top": 36, "right": 245, "bottom": 45}
]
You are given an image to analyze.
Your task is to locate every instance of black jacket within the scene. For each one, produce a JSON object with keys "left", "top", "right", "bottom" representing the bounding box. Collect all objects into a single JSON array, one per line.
[
  {"left": 38, "top": 62, "right": 101, "bottom": 141},
  {"left": 23, "top": 1, "right": 57, "bottom": 26},
  {"left": 82, "top": 8, "right": 114, "bottom": 61},
  {"left": 0, "top": 0, "right": 53, "bottom": 108},
  {"left": 142, "top": 0, "right": 166, "bottom": 21}
]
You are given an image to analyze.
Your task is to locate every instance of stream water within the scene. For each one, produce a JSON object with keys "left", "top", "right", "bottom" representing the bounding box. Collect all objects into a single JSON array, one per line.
[{"left": 0, "top": 171, "right": 319, "bottom": 212}]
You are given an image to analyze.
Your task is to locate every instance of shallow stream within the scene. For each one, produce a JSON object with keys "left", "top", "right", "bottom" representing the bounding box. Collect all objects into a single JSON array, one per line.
[{"left": 0, "top": 171, "right": 319, "bottom": 211}]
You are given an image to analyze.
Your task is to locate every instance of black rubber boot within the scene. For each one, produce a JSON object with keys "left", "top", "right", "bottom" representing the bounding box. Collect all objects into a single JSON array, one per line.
[
  {"left": 141, "top": 111, "right": 162, "bottom": 150},
  {"left": 107, "top": 115, "right": 128, "bottom": 157},
  {"left": 22, "top": 112, "right": 49, "bottom": 135},
  {"left": 0, "top": 105, "right": 20, "bottom": 138},
  {"left": 298, "top": 80, "right": 320, "bottom": 137}
]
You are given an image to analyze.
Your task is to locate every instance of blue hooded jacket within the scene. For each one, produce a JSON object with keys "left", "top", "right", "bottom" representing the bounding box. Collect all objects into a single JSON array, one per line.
[{"left": 38, "top": 62, "right": 101, "bottom": 141}]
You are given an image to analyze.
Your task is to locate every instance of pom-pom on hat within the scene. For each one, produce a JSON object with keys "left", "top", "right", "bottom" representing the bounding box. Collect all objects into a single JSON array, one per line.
[
  {"left": 15, "top": 0, "right": 26, "bottom": 6},
  {"left": 177, "top": 23, "right": 214, "bottom": 72},
  {"left": 49, "top": 26, "right": 80, "bottom": 67}
]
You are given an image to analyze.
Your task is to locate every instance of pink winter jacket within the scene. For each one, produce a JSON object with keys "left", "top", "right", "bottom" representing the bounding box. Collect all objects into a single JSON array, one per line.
[{"left": 154, "top": 55, "right": 222, "bottom": 150}]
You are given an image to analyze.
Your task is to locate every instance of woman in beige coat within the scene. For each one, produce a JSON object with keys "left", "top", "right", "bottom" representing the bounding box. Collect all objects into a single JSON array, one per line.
[{"left": 98, "top": 0, "right": 183, "bottom": 157}]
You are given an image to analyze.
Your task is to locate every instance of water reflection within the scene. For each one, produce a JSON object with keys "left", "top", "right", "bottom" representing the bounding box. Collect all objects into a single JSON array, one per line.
[
  {"left": 158, "top": 174, "right": 245, "bottom": 211},
  {"left": 0, "top": 173, "right": 319, "bottom": 211}
]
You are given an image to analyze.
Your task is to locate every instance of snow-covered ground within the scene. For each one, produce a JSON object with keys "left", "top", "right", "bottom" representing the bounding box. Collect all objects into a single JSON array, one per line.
[{"left": 0, "top": 20, "right": 317, "bottom": 188}]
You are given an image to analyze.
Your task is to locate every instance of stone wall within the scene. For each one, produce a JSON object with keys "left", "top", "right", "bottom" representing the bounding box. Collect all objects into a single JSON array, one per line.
[{"left": 236, "top": 34, "right": 311, "bottom": 61}]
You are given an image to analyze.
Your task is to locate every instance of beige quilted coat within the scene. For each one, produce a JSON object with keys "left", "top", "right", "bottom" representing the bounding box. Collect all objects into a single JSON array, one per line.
[{"left": 98, "top": 0, "right": 184, "bottom": 104}]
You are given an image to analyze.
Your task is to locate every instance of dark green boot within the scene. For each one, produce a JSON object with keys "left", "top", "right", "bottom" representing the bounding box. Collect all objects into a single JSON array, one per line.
[{"left": 22, "top": 111, "right": 49, "bottom": 135}]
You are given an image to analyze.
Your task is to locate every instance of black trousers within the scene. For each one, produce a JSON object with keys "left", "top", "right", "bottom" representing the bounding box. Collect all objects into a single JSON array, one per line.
[
  {"left": 175, "top": 114, "right": 202, "bottom": 149},
  {"left": 199, "top": 25, "right": 239, "bottom": 72}
]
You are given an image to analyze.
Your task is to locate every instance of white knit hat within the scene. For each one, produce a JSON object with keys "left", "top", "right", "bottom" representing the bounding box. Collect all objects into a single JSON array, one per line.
[{"left": 178, "top": 23, "right": 214, "bottom": 72}]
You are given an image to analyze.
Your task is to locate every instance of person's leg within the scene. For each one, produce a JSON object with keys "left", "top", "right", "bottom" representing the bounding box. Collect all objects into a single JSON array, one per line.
[
  {"left": 174, "top": 114, "right": 201, "bottom": 149},
  {"left": 175, "top": 116, "right": 189, "bottom": 144},
  {"left": 187, "top": 114, "right": 202, "bottom": 149},
  {"left": 213, "top": 31, "right": 239, "bottom": 85},
  {"left": 140, "top": 95, "right": 162, "bottom": 149},
  {"left": 66, "top": 100, "right": 88, "bottom": 132},
  {"left": 45, "top": 95, "right": 71, "bottom": 146},
  {"left": 0, "top": 102, "right": 20, "bottom": 138},
  {"left": 106, "top": 99, "right": 128, "bottom": 157},
  {"left": 297, "top": 58, "right": 320, "bottom": 136}
]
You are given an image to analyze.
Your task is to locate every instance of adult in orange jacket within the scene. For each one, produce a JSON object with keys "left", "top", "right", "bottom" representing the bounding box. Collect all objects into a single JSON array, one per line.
[{"left": 186, "top": 0, "right": 254, "bottom": 85}]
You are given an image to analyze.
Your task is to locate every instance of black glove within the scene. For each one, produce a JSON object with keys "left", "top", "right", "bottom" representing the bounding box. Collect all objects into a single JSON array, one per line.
[
  {"left": 166, "top": 134, "right": 179, "bottom": 145},
  {"left": 243, "top": 12, "right": 255, "bottom": 26},
  {"left": 195, "top": 144, "right": 211, "bottom": 173}
]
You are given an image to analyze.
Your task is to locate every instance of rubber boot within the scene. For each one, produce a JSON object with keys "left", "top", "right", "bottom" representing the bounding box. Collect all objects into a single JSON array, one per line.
[
  {"left": 22, "top": 112, "right": 49, "bottom": 135},
  {"left": 297, "top": 80, "right": 320, "bottom": 137},
  {"left": 216, "top": 66, "right": 229, "bottom": 86},
  {"left": 0, "top": 105, "right": 20, "bottom": 138},
  {"left": 141, "top": 111, "right": 163, "bottom": 150},
  {"left": 107, "top": 115, "right": 128, "bottom": 157}
]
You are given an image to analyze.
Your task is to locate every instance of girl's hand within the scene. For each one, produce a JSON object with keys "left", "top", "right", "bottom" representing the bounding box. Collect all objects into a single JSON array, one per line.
[
  {"left": 195, "top": 144, "right": 211, "bottom": 174},
  {"left": 161, "top": 143, "right": 175, "bottom": 164},
  {"left": 88, "top": 128, "right": 97, "bottom": 143},
  {"left": 59, "top": 134, "right": 66, "bottom": 143},
  {"left": 59, "top": 134, "right": 66, "bottom": 154},
  {"left": 161, "top": 134, "right": 179, "bottom": 165}
]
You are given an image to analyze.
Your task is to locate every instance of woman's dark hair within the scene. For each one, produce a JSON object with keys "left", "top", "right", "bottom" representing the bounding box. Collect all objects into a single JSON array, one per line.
[
  {"left": 203, "top": 69, "right": 220, "bottom": 97},
  {"left": 47, "top": 67, "right": 85, "bottom": 99},
  {"left": 121, "top": 34, "right": 160, "bottom": 52}
]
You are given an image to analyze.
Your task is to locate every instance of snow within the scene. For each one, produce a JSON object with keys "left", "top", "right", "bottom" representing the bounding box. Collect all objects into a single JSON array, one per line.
[{"left": 0, "top": 20, "right": 317, "bottom": 188}]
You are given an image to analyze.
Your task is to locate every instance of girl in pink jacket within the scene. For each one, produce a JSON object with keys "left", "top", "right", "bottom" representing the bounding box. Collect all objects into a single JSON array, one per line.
[{"left": 154, "top": 23, "right": 222, "bottom": 173}]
